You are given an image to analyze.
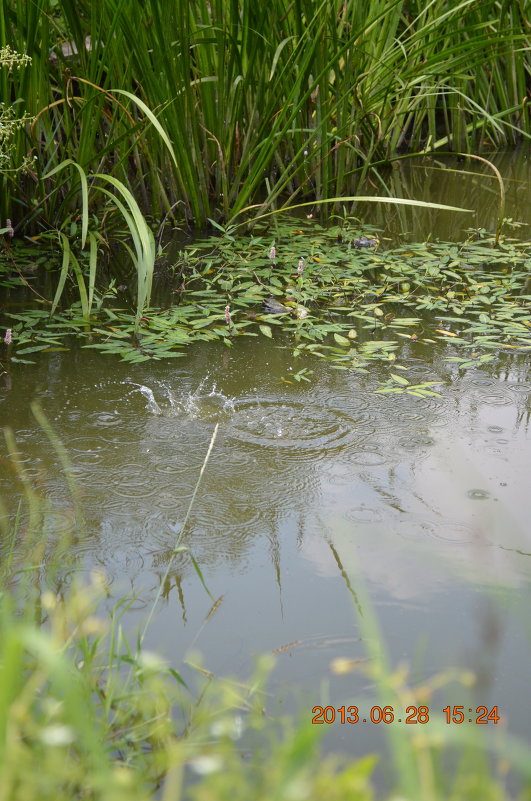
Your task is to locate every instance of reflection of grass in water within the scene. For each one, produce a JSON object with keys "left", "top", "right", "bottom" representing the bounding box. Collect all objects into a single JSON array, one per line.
[
  {"left": 323, "top": 521, "right": 531, "bottom": 798},
  {"left": 1, "top": 413, "right": 530, "bottom": 798},
  {"left": 1, "top": 402, "right": 85, "bottom": 585}
]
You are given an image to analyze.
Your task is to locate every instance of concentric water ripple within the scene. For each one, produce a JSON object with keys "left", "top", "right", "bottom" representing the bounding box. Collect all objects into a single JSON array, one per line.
[
  {"left": 398, "top": 434, "right": 436, "bottom": 451},
  {"left": 478, "top": 392, "right": 514, "bottom": 406},
  {"left": 508, "top": 383, "right": 531, "bottom": 396},
  {"left": 110, "top": 463, "right": 164, "bottom": 500},
  {"left": 70, "top": 436, "right": 107, "bottom": 467},
  {"left": 226, "top": 397, "right": 364, "bottom": 459},
  {"left": 428, "top": 521, "right": 479, "bottom": 544},
  {"left": 345, "top": 506, "right": 384, "bottom": 524},
  {"left": 344, "top": 449, "right": 388, "bottom": 466}
]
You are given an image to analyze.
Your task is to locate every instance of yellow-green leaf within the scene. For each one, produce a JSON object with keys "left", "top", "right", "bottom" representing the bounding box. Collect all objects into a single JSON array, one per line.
[
  {"left": 334, "top": 333, "right": 350, "bottom": 346},
  {"left": 390, "top": 373, "right": 410, "bottom": 385}
]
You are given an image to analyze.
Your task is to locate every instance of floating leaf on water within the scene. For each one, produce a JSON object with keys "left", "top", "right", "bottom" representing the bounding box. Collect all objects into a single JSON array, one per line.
[
  {"left": 390, "top": 373, "right": 410, "bottom": 385},
  {"left": 333, "top": 333, "right": 350, "bottom": 346},
  {"left": 7, "top": 221, "right": 530, "bottom": 372},
  {"left": 259, "top": 324, "right": 273, "bottom": 338},
  {"left": 14, "top": 344, "right": 56, "bottom": 354}
]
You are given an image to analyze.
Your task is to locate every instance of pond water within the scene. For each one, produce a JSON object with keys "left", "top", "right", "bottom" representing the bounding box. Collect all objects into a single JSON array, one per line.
[{"left": 0, "top": 150, "right": 530, "bottom": 779}]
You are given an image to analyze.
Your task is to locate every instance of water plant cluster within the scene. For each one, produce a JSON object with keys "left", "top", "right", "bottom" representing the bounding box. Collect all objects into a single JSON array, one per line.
[
  {"left": 3, "top": 219, "right": 529, "bottom": 398},
  {"left": 1, "top": 0, "right": 529, "bottom": 232},
  {"left": 0, "top": 45, "right": 33, "bottom": 177}
]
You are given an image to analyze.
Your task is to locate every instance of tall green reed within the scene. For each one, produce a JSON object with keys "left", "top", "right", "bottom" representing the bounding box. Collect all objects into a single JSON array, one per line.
[
  {"left": 1, "top": 0, "right": 528, "bottom": 228},
  {"left": 40, "top": 160, "right": 155, "bottom": 324}
]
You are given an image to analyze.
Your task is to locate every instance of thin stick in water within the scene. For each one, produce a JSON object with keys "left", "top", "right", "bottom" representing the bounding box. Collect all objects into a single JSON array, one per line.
[{"left": 140, "top": 423, "right": 220, "bottom": 645}]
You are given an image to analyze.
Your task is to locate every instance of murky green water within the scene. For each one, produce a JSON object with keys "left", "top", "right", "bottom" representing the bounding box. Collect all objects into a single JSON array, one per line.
[
  {"left": 345, "top": 148, "right": 530, "bottom": 243},
  {"left": 1, "top": 151, "right": 530, "bottom": 771}
]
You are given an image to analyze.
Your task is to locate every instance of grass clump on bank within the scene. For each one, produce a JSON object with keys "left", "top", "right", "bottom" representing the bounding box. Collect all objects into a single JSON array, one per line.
[
  {"left": 1, "top": 1, "right": 528, "bottom": 328},
  {"left": 1, "top": 0, "right": 529, "bottom": 231}
]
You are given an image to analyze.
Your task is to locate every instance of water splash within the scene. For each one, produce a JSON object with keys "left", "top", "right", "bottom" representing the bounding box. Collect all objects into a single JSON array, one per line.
[
  {"left": 135, "top": 385, "right": 163, "bottom": 416},
  {"left": 127, "top": 378, "right": 235, "bottom": 422},
  {"left": 183, "top": 381, "right": 235, "bottom": 421}
]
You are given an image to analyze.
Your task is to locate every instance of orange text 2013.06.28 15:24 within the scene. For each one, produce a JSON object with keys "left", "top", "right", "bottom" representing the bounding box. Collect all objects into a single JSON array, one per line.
[{"left": 311, "top": 706, "right": 500, "bottom": 725}]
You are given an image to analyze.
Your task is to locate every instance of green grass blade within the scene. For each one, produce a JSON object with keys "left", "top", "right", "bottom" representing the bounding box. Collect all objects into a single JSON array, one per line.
[{"left": 42, "top": 159, "right": 89, "bottom": 248}]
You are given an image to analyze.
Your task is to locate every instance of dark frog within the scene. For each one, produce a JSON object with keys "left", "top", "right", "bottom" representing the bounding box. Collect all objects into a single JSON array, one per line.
[
  {"left": 263, "top": 297, "right": 291, "bottom": 314},
  {"left": 262, "top": 297, "right": 309, "bottom": 319},
  {"left": 351, "top": 236, "right": 378, "bottom": 248}
]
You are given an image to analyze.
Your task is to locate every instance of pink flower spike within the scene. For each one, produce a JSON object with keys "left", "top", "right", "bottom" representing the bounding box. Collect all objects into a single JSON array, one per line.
[
  {"left": 224, "top": 305, "right": 231, "bottom": 327},
  {"left": 4, "top": 329, "right": 12, "bottom": 345},
  {"left": 269, "top": 245, "right": 276, "bottom": 262},
  {"left": 297, "top": 258, "right": 304, "bottom": 276}
]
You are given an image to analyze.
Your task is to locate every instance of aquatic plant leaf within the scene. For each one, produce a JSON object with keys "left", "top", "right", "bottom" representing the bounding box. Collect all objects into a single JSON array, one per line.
[
  {"left": 42, "top": 159, "right": 89, "bottom": 248},
  {"left": 390, "top": 374, "right": 410, "bottom": 386},
  {"left": 333, "top": 334, "right": 350, "bottom": 346}
]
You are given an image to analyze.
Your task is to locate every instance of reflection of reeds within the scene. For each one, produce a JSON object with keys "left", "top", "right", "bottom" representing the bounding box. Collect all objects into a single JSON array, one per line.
[
  {"left": 141, "top": 423, "right": 220, "bottom": 644},
  {"left": 2, "top": 403, "right": 84, "bottom": 587},
  {"left": 323, "top": 525, "right": 530, "bottom": 799}
]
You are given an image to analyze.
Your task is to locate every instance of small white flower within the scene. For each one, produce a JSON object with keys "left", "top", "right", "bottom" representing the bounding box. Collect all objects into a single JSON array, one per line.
[
  {"left": 189, "top": 755, "right": 224, "bottom": 775},
  {"left": 39, "top": 725, "right": 75, "bottom": 746},
  {"left": 210, "top": 715, "right": 244, "bottom": 740},
  {"left": 137, "top": 651, "right": 168, "bottom": 672}
]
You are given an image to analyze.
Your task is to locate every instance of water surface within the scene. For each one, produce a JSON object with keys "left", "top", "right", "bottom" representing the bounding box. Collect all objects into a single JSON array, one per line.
[
  {"left": 0, "top": 149, "right": 530, "bottom": 774},
  {"left": 1, "top": 336, "right": 530, "bottom": 765}
]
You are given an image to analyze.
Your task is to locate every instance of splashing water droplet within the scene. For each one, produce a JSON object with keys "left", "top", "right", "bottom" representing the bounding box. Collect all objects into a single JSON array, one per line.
[{"left": 136, "top": 385, "right": 162, "bottom": 415}]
